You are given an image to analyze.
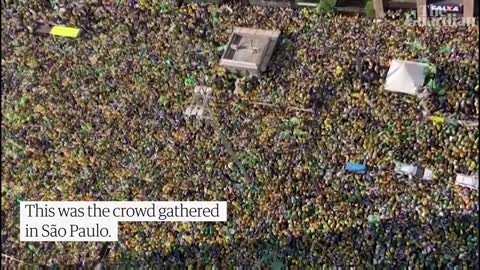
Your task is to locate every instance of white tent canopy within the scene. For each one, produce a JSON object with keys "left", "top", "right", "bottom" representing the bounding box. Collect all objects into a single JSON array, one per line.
[
  {"left": 394, "top": 161, "right": 433, "bottom": 181},
  {"left": 385, "top": 60, "right": 429, "bottom": 96},
  {"left": 455, "top": 174, "right": 478, "bottom": 190}
]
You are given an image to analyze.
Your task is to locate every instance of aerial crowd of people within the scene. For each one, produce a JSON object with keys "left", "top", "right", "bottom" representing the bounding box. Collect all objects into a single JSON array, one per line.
[{"left": 1, "top": 0, "right": 478, "bottom": 268}]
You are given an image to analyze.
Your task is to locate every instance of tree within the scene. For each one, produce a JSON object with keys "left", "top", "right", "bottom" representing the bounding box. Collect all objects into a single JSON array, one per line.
[
  {"left": 317, "top": 0, "right": 337, "bottom": 14},
  {"left": 365, "top": 0, "right": 375, "bottom": 18}
]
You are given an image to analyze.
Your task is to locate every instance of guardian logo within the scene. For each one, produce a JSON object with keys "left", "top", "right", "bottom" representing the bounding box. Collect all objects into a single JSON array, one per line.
[{"left": 404, "top": 5, "right": 477, "bottom": 27}]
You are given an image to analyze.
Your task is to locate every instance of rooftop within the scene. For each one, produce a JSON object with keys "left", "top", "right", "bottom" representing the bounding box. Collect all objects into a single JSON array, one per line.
[{"left": 220, "top": 27, "right": 280, "bottom": 75}]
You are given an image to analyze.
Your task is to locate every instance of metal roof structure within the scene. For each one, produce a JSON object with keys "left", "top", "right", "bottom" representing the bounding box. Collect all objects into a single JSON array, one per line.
[{"left": 220, "top": 27, "right": 280, "bottom": 77}]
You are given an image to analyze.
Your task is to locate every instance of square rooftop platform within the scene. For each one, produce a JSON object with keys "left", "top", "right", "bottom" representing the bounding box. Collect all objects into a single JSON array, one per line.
[{"left": 220, "top": 27, "right": 281, "bottom": 77}]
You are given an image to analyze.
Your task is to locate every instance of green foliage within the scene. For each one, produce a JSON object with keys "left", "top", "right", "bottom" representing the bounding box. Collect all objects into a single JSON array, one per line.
[
  {"left": 158, "top": 95, "right": 168, "bottom": 107},
  {"left": 210, "top": 7, "right": 221, "bottom": 25},
  {"left": 365, "top": 1, "right": 375, "bottom": 18},
  {"left": 184, "top": 75, "right": 196, "bottom": 87},
  {"left": 316, "top": 0, "right": 337, "bottom": 14},
  {"left": 424, "top": 63, "right": 443, "bottom": 95},
  {"left": 438, "top": 46, "right": 451, "bottom": 53},
  {"left": 425, "top": 63, "right": 437, "bottom": 76},
  {"left": 159, "top": 0, "right": 172, "bottom": 13},
  {"left": 368, "top": 214, "right": 380, "bottom": 225},
  {"left": 232, "top": 102, "right": 245, "bottom": 112},
  {"left": 80, "top": 123, "right": 91, "bottom": 136},
  {"left": 408, "top": 39, "right": 425, "bottom": 51},
  {"left": 427, "top": 79, "right": 446, "bottom": 96},
  {"left": 18, "top": 96, "right": 27, "bottom": 108}
]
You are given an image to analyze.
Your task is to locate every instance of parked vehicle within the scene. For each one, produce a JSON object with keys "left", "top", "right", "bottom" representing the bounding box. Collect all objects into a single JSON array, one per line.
[{"left": 394, "top": 161, "right": 433, "bottom": 180}]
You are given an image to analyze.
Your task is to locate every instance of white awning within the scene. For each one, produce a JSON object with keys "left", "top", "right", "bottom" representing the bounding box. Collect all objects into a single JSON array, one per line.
[
  {"left": 385, "top": 60, "right": 429, "bottom": 96},
  {"left": 455, "top": 174, "right": 478, "bottom": 190},
  {"left": 422, "top": 168, "right": 433, "bottom": 181},
  {"left": 394, "top": 161, "right": 433, "bottom": 180},
  {"left": 395, "top": 162, "right": 416, "bottom": 175}
]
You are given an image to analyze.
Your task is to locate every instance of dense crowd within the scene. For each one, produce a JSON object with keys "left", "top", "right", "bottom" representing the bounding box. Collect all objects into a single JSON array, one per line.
[{"left": 1, "top": 0, "right": 478, "bottom": 268}]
